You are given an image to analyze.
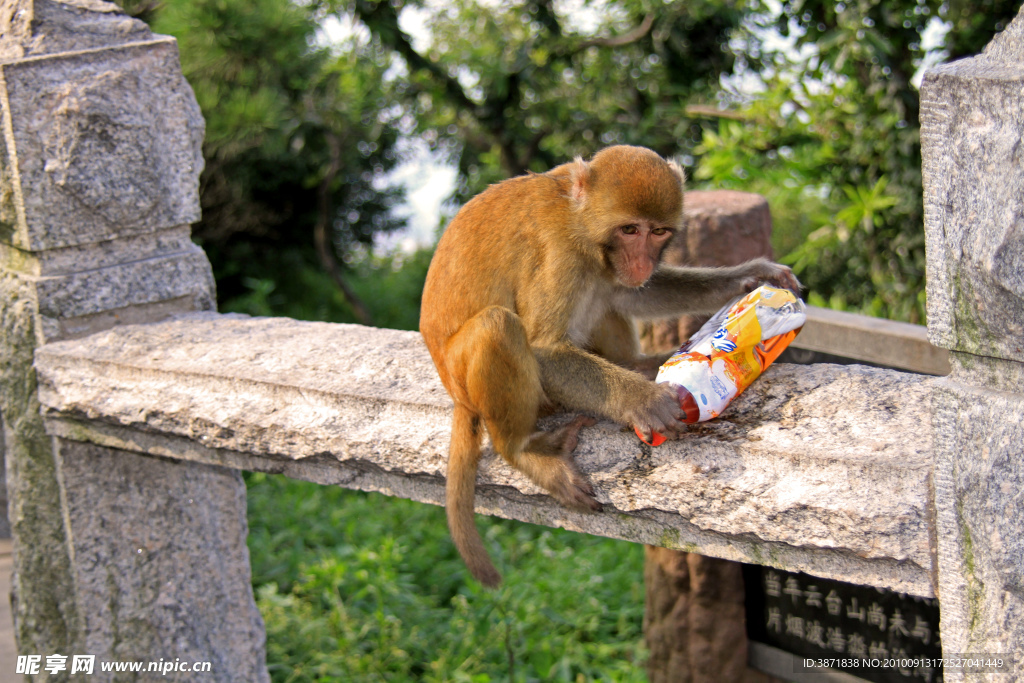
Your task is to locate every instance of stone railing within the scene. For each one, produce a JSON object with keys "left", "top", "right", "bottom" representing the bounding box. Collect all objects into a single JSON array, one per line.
[
  {"left": 2, "top": 1, "right": 1023, "bottom": 681},
  {"left": 787, "top": 305, "right": 950, "bottom": 376},
  {"left": 34, "top": 314, "right": 938, "bottom": 598}
]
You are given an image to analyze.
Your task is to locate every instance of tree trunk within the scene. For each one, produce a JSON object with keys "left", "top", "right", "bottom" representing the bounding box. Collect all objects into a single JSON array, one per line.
[{"left": 640, "top": 190, "right": 782, "bottom": 683}]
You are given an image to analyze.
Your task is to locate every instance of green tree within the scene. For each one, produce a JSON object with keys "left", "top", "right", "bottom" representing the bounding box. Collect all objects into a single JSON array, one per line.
[
  {"left": 343, "top": 0, "right": 753, "bottom": 200},
  {"left": 123, "top": 0, "right": 410, "bottom": 324},
  {"left": 697, "top": 0, "right": 1021, "bottom": 322}
]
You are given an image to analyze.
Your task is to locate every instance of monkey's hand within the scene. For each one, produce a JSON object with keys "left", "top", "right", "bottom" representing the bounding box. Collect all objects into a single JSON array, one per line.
[
  {"left": 741, "top": 258, "right": 802, "bottom": 295},
  {"left": 625, "top": 382, "right": 687, "bottom": 442}
]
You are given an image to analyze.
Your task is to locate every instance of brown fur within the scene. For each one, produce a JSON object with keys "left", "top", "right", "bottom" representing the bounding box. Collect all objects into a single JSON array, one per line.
[{"left": 420, "top": 145, "right": 799, "bottom": 586}]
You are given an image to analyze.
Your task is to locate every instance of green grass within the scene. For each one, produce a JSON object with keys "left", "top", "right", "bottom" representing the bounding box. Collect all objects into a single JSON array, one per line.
[{"left": 246, "top": 472, "right": 649, "bottom": 682}]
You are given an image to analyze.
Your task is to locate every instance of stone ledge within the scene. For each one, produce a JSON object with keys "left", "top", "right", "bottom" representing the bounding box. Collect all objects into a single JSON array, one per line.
[
  {"left": 34, "top": 312, "right": 940, "bottom": 596},
  {"left": 793, "top": 305, "right": 950, "bottom": 376}
]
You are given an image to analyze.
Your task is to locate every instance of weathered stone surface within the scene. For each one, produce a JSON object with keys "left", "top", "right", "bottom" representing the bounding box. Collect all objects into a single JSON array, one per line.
[
  {"left": 0, "top": 38, "right": 204, "bottom": 250},
  {"left": 949, "top": 350, "right": 1024, "bottom": 395},
  {"left": 35, "top": 244, "right": 214, "bottom": 319},
  {"left": 0, "top": 0, "right": 153, "bottom": 62},
  {"left": 0, "top": 3, "right": 252, "bottom": 673},
  {"left": 1, "top": 226, "right": 215, "bottom": 345},
  {"left": 1, "top": 225, "right": 196, "bottom": 275},
  {"left": 0, "top": 269, "right": 79, "bottom": 661},
  {"left": 920, "top": 3, "right": 1024, "bottom": 363},
  {"left": 56, "top": 440, "right": 269, "bottom": 683},
  {"left": 919, "top": 6, "right": 1024, "bottom": 674},
  {"left": 919, "top": 6, "right": 1024, "bottom": 673},
  {"left": 20, "top": 244, "right": 214, "bottom": 322},
  {"left": 36, "top": 313, "right": 940, "bottom": 596},
  {"left": 932, "top": 378, "right": 1024, "bottom": 666}
]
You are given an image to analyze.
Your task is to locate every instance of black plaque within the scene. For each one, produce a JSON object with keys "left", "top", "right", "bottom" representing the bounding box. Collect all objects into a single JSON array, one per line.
[{"left": 744, "top": 564, "right": 942, "bottom": 682}]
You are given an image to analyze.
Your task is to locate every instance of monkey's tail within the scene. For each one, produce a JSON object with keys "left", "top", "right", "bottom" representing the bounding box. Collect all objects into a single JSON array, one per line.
[{"left": 446, "top": 403, "right": 502, "bottom": 588}]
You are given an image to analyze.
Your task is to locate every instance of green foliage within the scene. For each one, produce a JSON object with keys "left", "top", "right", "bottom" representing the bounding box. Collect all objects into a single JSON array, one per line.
[
  {"left": 690, "top": 85, "right": 836, "bottom": 267},
  {"left": 348, "top": 248, "right": 435, "bottom": 331},
  {"left": 345, "top": 0, "right": 751, "bottom": 200},
  {"left": 695, "top": 0, "right": 1022, "bottom": 322},
  {"left": 127, "top": 0, "right": 408, "bottom": 318},
  {"left": 246, "top": 473, "right": 648, "bottom": 682},
  {"left": 223, "top": 246, "right": 433, "bottom": 331}
]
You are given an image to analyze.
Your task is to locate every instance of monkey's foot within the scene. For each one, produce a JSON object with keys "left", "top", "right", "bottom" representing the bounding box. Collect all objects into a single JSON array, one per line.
[
  {"left": 520, "top": 416, "right": 601, "bottom": 513},
  {"left": 557, "top": 414, "right": 597, "bottom": 453},
  {"left": 549, "top": 461, "right": 602, "bottom": 512}
]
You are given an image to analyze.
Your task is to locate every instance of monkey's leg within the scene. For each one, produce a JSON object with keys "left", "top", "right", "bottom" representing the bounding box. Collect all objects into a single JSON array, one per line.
[{"left": 450, "top": 307, "right": 600, "bottom": 513}]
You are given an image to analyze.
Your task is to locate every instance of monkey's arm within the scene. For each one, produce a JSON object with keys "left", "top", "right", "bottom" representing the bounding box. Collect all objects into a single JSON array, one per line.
[
  {"left": 533, "top": 342, "right": 685, "bottom": 439},
  {"left": 585, "top": 310, "right": 669, "bottom": 379},
  {"left": 612, "top": 258, "right": 800, "bottom": 320}
]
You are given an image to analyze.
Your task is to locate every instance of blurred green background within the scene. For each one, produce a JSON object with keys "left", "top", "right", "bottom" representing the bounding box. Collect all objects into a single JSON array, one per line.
[{"left": 122, "top": 0, "right": 1021, "bottom": 679}]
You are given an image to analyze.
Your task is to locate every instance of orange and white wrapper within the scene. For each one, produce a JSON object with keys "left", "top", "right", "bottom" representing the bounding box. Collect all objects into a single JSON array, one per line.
[{"left": 637, "top": 285, "right": 806, "bottom": 446}]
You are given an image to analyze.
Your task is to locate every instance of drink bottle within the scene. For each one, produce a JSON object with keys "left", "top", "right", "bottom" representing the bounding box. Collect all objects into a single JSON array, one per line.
[{"left": 636, "top": 286, "right": 805, "bottom": 446}]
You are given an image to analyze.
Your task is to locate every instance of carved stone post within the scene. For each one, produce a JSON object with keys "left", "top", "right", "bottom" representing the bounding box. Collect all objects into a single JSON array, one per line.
[
  {"left": 0, "top": 1, "right": 267, "bottom": 679},
  {"left": 921, "top": 6, "right": 1024, "bottom": 676},
  {"left": 640, "top": 191, "right": 777, "bottom": 683}
]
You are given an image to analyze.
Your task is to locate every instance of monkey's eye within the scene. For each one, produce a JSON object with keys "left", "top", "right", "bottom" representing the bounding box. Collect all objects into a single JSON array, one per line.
[
  {"left": 620, "top": 224, "right": 639, "bottom": 235},
  {"left": 652, "top": 227, "right": 671, "bottom": 236}
]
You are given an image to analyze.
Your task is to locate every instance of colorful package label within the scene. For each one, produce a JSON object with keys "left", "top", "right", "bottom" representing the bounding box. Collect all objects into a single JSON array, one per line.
[{"left": 643, "top": 285, "right": 806, "bottom": 441}]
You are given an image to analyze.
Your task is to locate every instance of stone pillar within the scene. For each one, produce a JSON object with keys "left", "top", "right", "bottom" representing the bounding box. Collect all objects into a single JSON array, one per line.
[
  {"left": 0, "top": 1, "right": 267, "bottom": 680},
  {"left": 644, "top": 549, "right": 780, "bottom": 683},
  {"left": 639, "top": 190, "right": 777, "bottom": 683},
  {"left": 920, "top": 5, "right": 1024, "bottom": 677}
]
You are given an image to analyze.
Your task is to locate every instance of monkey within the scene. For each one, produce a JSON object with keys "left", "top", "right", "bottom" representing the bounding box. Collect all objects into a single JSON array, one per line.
[{"left": 419, "top": 145, "right": 800, "bottom": 587}]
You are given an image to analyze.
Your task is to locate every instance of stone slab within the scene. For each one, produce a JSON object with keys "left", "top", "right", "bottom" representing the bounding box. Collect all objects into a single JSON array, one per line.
[
  {"left": 36, "top": 313, "right": 941, "bottom": 595},
  {"left": 0, "top": 0, "right": 153, "bottom": 62},
  {"left": 791, "top": 306, "right": 950, "bottom": 376},
  {"left": 0, "top": 38, "right": 203, "bottom": 250},
  {"left": 0, "top": 225, "right": 195, "bottom": 275},
  {"left": 920, "top": 7, "right": 1024, "bottom": 363},
  {"left": 55, "top": 440, "right": 269, "bottom": 683}
]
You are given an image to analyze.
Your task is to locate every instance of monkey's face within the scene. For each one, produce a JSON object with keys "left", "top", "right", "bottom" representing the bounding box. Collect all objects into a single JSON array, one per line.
[{"left": 606, "top": 219, "right": 675, "bottom": 288}]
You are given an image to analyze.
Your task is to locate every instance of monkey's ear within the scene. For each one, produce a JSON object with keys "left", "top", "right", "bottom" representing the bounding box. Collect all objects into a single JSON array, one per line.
[
  {"left": 668, "top": 158, "right": 686, "bottom": 185},
  {"left": 568, "top": 156, "right": 591, "bottom": 208}
]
